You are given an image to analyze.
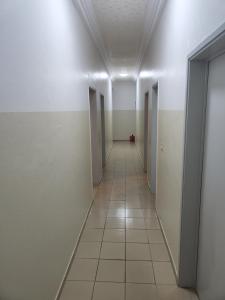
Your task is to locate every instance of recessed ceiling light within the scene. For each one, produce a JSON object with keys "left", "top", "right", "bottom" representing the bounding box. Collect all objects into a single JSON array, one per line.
[{"left": 119, "top": 73, "right": 128, "bottom": 77}]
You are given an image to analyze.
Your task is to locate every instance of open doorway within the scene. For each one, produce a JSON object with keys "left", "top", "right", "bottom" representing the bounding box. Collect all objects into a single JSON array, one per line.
[
  {"left": 143, "top": 92, "right": 149, "bottom": 172},
  {"left": 89, "top": 88, "right": 99, "bottom": 186},
  {"left": 100, "top": 94, "right": 106, "bottom": 168},
  {"left": 150, "top": 83, "right": 158, "bottom": 195}
]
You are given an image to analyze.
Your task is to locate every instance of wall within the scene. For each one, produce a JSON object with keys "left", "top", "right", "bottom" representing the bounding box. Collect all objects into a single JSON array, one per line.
[
  {"left": 112, "top": 80, "right": 136, "bottom": 140},
  {"left": 0, "top": 1, "right": 112, "bottom": 299},
  {"left": 136, "top": 0, "right": 225, "bottom": 276}
]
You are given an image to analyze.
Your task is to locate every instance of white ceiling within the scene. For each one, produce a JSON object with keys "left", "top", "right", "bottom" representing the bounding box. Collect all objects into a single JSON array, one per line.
[
  {"left": 92, "top": 0, "right": 147, "bottom": 76},
  {"left": 74, "top": 0, "right": 165, "bottom": 78}
]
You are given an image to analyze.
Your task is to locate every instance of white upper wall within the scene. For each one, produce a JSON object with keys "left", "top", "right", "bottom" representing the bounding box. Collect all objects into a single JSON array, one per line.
[
  {"left": 112, "top": 80, "right": 136, "bottom": 111},
  {"left": 0, "top": 0, "right": 112, "bottom": 112},
  {"left": 138, "top": 0, "right": 225, "bottom": 111}
]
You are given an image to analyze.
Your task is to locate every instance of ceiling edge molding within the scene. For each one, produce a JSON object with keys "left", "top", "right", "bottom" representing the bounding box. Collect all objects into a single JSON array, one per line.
[
  {"left": 137, "top": 0, "right": 166, "bottom": 74},
  {"left": 72, "top": 0, "right": 111, "bottom": 74}
]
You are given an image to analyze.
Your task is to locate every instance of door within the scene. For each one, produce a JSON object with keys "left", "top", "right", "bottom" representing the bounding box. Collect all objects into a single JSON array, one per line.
[
  {"left": 150, "top": 84, "right": 158, "bottom": 194},
  {"left": 89, "top": 88, "right": 99, "bottom": 186},
  {"left": 100, "top": 95, "right": 106, "bottom": 168},
  {"left": 144, "top": 92, "right": 149, "bottom": 172},
  {"left": 197, "top": 53, "right": 225, "bottom": 299}
]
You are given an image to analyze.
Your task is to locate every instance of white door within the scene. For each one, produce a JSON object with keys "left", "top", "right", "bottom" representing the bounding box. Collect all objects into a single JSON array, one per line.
[
  {"left": 144, "top": 93, "right": 149, "bottom": 172},
  {"left": 89, "top": 89, "right": 100, "bottom": 186},
  {"left": 101, "top": 95, "right": 106, "bottom": 168},
  {"left": 150, "top": 85, "right": 158, "bottom": 194},
  {"left": 197, "top": 52, "right": 225, "bottom": 299}
]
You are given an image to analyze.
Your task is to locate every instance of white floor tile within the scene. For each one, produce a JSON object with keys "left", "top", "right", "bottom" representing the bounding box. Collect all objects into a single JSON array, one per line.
[
  {"left": 100, "top": 242, "right": 125, "bottom": 260},
  {"left": 67, "top": 259, "right": 98, "bottom": 281},
  {"left": 126, "top": 229, "right": 148, "bottom": 243},
  {"left": 126, "top": 243, "right": 151, "bottom": 260},
  {"left": 147, "top": 230, "right": 164, "bottom": 243},
  {"left": 60, "top": 281, "right": 94, "bottom": 300},
  {"left": 105, "top": 217, "right": 126, "bottom": 229},
  {"left": 126, "top": 218, "right": 146, "bottom": 229},
  {"left": 150, "top": 244, "right": 170, "bottom": 261},
  {"left": 76, "top": 242, "right": 101, "bottom": 259},
  {"left": 153, "top": 262, "right": 176, "bottom": 284},
  {"left": 96, "top": 260, "right": 125, "bottom": 282},
  {"left": 93, "top": 282, "right": 125, "bottom": 300},
  {"left": 81, "top": 229, "right": 103, "bottom": 242},
  {"left": 126, "top": 261, "right": 155, "bottom": 283},
  {"left": 103, "top": 229, "right": 125, "bottom": 242},
  {"left": 126, "top": 283, "right": 158, "bottom": 300}
]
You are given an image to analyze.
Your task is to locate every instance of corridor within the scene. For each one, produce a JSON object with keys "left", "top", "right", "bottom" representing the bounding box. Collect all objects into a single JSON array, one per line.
[
  {"left": 1, "top": 1, "right": 225, "bottom": 299},
  {"left": 60, "top": 142, "right": 197, "bottom": 300}
]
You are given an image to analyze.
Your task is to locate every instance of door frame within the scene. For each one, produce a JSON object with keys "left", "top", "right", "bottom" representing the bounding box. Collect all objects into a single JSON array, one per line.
[
  {"left": 144, "top": 92, "right": 149, "bottom": 172},
  {"left": 100, "top": 94, "right": 106, "bottom": 168},
  {"left": 89, "top": 87, "right": 100, "bottom": 186},
  {"left": 150, "top": 82, "right": 159, "bottom": 195},
  {"left": 179, "top": 22, "right": 225, "bottom": 288}
]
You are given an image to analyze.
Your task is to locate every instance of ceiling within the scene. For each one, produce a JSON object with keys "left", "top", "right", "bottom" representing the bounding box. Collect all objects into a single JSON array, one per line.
[{"left": 74, "top": 0, "right": 165, "bottom": 78}]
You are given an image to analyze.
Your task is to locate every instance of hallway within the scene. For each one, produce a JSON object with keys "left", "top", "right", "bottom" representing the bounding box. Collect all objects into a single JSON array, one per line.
[
  {"left": 1, "top": 1, "right": 225, "bottom": 299},
  {"left": 60, "top": 142, "right": 197, "bottom": 300}
]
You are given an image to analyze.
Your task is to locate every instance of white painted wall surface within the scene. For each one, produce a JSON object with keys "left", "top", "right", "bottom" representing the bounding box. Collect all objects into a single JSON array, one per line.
[
  {"left": 0, "top": 1, "right": 112, "bottom": 299},
  {"left": 112, "top": 80, "right": 136, "bottom": 140},
  {"left": 136, "top": 0, "right": 225, "bottom": 275}
]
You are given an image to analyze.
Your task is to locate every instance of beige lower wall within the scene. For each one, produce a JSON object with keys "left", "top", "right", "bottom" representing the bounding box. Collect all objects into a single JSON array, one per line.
[
  {"left": 113, "top": 110, "right": 136, "bottom": 140},
  {"left": 0, "top": 111, "right": 95, "bottom": 300},
  {"left": 136, "top": 108, "right": 185, "bottom": 275}
]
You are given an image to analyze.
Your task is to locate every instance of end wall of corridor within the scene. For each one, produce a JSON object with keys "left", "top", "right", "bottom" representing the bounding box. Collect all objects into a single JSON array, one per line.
[{"left": 112, "top": 80, "right": 136, "bottom": 141}]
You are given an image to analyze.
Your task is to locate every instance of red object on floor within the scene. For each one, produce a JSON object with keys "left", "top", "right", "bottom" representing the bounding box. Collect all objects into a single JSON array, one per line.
[{"left": 130, "top": 134, "right": 135, "bottom": 143}]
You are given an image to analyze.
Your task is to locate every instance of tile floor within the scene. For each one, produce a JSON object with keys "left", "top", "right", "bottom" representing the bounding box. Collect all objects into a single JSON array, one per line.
[{"left": 60, "top": 142, "right": 198, "bottom": 300}]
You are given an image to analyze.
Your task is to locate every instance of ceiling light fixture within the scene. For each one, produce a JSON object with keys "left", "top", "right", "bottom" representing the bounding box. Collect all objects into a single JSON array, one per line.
[
  {"left": 93, "top": 72, "right": 109, "bottom": 79},
  {"left": 139, "top": 71, "right": 154, "bottom": 78},
  {"left": 119, "top": 73, "right": 129, "bottom": 77}
]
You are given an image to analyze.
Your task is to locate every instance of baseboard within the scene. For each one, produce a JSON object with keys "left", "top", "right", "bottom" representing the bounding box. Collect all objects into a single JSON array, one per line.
[
  {"left": 54, "top": 195, "right": 95, "bottom": 300},
  {"left": 156, "top": 210, "right": 179, "bottom": 282}
]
